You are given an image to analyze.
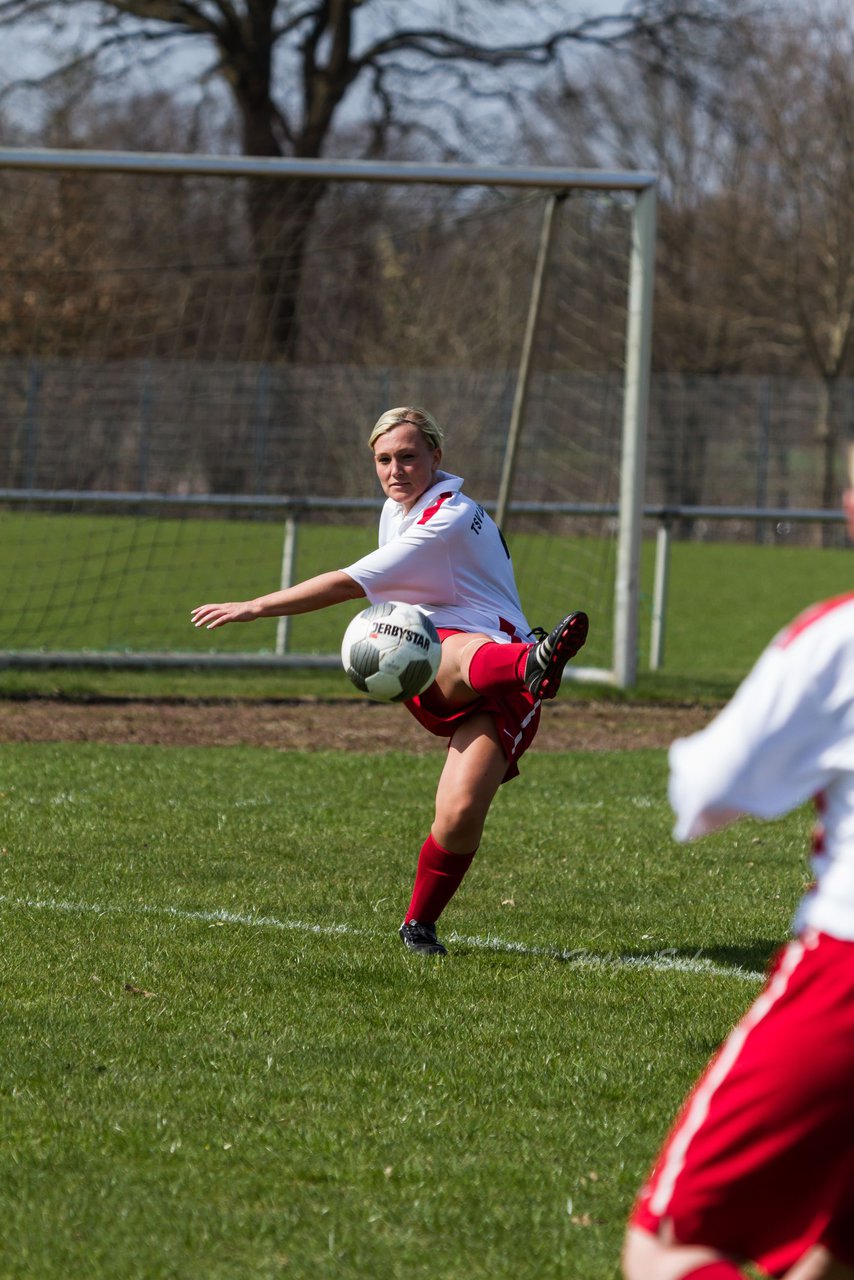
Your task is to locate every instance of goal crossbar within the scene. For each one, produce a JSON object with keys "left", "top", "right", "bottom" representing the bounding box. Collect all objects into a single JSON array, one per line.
[{"left": 0, "top": 146, "right": 656, "bottom": 193}]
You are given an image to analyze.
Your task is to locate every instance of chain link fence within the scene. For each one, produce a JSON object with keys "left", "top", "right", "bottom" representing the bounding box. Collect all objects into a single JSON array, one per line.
[{"left": 3, "top": 359, "right": 852, "bottom": 536}]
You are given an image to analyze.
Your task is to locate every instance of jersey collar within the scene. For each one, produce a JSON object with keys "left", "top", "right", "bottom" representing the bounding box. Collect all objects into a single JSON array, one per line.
[{"left": 391, "top": 470, "right": 464, "bottom": 522}]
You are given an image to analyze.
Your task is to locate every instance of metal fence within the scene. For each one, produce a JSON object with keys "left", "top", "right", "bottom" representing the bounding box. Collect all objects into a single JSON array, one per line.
[
  {"left": 3, "top": 360, "right": 852, "bottom": 526},
  {"left": 0, "top": 486, "right": 846, "bottom": 675}
]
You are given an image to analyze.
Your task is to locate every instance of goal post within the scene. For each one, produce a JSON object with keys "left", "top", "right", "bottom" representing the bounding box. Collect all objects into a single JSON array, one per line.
[
  {"left": 0, "top": 147, "right": 656, "bottom": 686},
  {"left": 616, "top": 182, "right": 656, "bottom": 687}
]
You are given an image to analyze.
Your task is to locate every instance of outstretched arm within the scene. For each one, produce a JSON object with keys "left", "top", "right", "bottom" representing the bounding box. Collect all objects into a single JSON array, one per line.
[{"left": 192, "top": 571, "right": 365, "bottom": 631}]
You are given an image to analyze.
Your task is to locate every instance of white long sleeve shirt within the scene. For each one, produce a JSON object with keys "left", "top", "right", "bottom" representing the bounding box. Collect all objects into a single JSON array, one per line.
[
  {"left": 669, "top": 592, "right": 854, "bottom": 940},
  {"left": 342, "top": 471, "right": 534, "bottom": 643}
]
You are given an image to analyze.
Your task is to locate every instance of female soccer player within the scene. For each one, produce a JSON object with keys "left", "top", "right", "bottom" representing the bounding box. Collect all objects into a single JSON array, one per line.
[
  {"left": 621, "top": 459, "right": 854, "bottom": 1280},
  {"left": 192, "top": 406, "right": 588, "bottom": 956}
]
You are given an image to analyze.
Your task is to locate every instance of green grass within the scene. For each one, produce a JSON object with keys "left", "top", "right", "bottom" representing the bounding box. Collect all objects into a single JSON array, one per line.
[
  {"left": 0, "top": 741, "right": 811, "bottom": 1279},
  {"left": 643, "top": 538, "right": 854, "bottom": 685},
  {"left": 0, "top": 510, "right": 378, "bottom": 656},
  {"left": 0, "top": 512, "right": 837, "bottom": 1275},
  {"left": 1, "top": 509, "right": 852, "bottom": 701}
]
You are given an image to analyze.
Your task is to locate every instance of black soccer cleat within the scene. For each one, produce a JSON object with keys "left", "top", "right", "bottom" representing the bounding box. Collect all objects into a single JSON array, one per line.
[
  {"left": 399, "top": 919, "right": 448, "bottom": 956},
  {"left": 524, "top": 610, "right": 589, "bottom": 700}
]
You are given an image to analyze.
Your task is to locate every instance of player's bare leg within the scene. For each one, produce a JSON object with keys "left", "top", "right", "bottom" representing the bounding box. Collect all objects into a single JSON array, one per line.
[
  {"left": 622, "top": 1226, "right": 745, "bottom": 1279},
  {"left": 432, "top": 712, "right": 508, "bottom": 852},
  {"left": 432, "top": 630, "right": 492, "bottom": 705},
  {"left": 783, "top": 1247, "right": 854, "bottom": 1280},
  {"left": 622, "top": 1230, "right": 854, "bottom": 1280}
]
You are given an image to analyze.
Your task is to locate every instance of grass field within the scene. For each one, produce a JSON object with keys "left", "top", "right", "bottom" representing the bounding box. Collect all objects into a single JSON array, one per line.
[
  {"left": 2, "top": 516, "right": 846, "bottom": 1276},
  {"left": 1, "top": 509, "right": 853, "bottom": 703},
  {"left": 2, "top": 738, "right": 811, "bottom": 1279}
]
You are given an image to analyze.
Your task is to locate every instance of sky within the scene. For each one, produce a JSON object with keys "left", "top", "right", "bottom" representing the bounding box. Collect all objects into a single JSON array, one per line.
[
  {"left": 0, "top": 0, "right": 629, "bottom": 153},
  {"left": 0, "top": 0, "right": 632, "bottom": 97}
]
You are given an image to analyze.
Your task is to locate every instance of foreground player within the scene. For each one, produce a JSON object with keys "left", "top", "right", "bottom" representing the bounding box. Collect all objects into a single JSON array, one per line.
[
  {"left": 622, "top": 460, "right": 854, "bottom": 1280},
  {"left": 192, "top": 406, "right": 588, "bottom": 956}
]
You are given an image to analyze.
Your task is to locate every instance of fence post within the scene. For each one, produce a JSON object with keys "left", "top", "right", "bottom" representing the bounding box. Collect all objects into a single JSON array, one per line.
[
  {"left": 755, "top": 377, "right": 770, "bottom": 544},
  {"left": 254, "top": 364, "right": 270, "bottom": 495},
  {"left": 138, "top": 359, "right": 152, "bottom": 492},
  {"left": 275, "top": 513, "right": 299, "bottom": 655},
  {"left": 23, "top": 360, "right": 42, "bottom": 489},
  {"left": 650, "top": 513, "right": 671, "bottom": 671}
]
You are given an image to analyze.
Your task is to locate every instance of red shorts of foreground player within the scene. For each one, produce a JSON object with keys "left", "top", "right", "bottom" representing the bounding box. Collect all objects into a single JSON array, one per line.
[
  {"left": 630, "top": 929, "right": 854, "bottom": 1277},
  {"left": 405, "top": 629, "right": 541, "bottom": 783}
]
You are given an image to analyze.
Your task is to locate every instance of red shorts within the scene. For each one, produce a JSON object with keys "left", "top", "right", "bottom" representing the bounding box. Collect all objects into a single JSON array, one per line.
[
  {"left": 405, "top": 629, "right": 541, "bottom": 783},
  {"left": 630, "top": 929, "right": 854, "bottom": 1275}
]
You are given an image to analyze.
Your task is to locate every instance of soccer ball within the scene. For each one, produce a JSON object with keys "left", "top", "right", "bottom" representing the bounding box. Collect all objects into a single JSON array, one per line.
[{"left": 341, "top": 602, "right": 441, "bottom": 702}]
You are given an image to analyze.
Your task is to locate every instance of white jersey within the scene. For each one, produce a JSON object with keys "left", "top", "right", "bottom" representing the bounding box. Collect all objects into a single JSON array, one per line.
[
  {"left": 342, "top": 471, "right": 534, "bottom": 643},
  {"left": 669, "top": 592, "right": 854, "bottom": 941}
]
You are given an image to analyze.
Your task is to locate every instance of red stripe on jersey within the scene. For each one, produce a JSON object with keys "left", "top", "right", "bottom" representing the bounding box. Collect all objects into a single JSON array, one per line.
[
  {"left": 498, "top": 615, "right": 522, "bottom": 641},
  {"left": 775, "top": 592, "right": 854, "bottom": 649},
  {"left": 417, "top": 491, "right": 454, "bottom": 525}
]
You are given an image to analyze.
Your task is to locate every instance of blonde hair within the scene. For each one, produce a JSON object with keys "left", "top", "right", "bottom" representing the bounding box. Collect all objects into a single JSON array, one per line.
[{"left": 369, "top": 406, "right": 444, "bottom": 451}]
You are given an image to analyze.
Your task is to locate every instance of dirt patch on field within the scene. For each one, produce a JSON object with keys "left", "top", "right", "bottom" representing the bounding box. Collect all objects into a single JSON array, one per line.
[{"left": 0, "top": 697, "right": 716, "bottom": 752}]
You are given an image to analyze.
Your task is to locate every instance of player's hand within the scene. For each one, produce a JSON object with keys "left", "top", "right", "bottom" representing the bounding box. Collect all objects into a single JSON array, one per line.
[{"left": 191, "top": 601, "right": 258, "bottom": 630}]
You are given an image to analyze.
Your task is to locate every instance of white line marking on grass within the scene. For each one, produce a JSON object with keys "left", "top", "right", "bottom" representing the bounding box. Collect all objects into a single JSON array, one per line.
[
  {"left": 0, "top": 894, "right": 352, "bottom": 939},
  {"left": 0, "top": 894, "right": 765, "bottom": 982},
  {"left": 449, "top": 932, "right": 765, "bottom": 982}
]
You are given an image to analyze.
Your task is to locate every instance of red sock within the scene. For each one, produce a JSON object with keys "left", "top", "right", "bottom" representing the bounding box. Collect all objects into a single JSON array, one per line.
[
  {"left": 681, "top": 1263, "right": 747, "bottom": 1279},
  {"left": 467, "top": 640, "right": 529, "bottom": 694},
  {"left": 403, "top": 834, "right": 476, "bottom": 924}
]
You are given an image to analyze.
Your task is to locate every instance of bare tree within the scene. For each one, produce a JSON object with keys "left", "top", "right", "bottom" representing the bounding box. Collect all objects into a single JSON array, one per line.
[
  {"left": 734, "top": 3, "right": 854, "bottom": 522},
  {"left": 525, "top": 8, "right": 762, "bottom": 526},
  {"left": 0, "top": 0, "right": 746, "bottom": 353},
  {"left": 535, "top": 1, "right": 854, "bottom": 521}
]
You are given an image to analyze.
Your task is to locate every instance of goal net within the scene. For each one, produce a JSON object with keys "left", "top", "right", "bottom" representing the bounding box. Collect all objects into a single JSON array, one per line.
[{"left": 0, "top": 150, "right": 654, "bottom": 685}]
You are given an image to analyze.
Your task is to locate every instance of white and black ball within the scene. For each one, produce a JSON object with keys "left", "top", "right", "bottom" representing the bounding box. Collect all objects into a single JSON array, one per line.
[{"left": 341, "top": 602, "right": 441, "bottom": 702}]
